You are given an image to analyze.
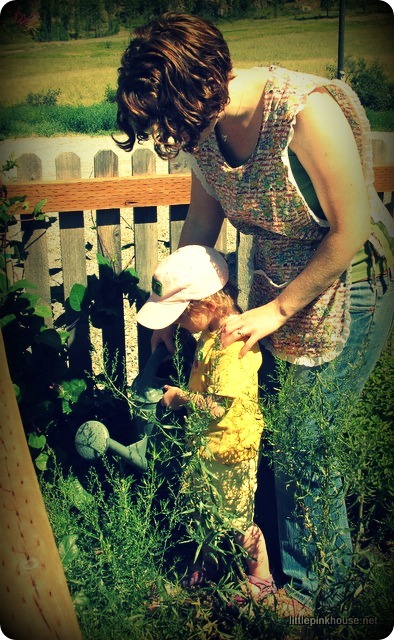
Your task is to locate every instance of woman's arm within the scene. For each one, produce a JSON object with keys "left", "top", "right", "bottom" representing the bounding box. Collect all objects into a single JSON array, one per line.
[
  {"left": 152, "top": 170, "right": 225, "bottom": 353},
  {"left": 222, "top": 89, "right": 371, "bottom": 356},
  {"left": 178, "top": 170, "right": 226, "bottom": 248}
]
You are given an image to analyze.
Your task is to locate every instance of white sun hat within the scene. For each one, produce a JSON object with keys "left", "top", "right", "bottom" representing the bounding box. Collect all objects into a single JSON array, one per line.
[{"left": 136, "top": 245, "right": 229, "bottom": 330}]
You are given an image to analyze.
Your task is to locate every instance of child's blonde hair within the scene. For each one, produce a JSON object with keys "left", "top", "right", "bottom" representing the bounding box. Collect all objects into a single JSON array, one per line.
[{"left": 182, "top": 281, "right": 241, "bottom": 321}]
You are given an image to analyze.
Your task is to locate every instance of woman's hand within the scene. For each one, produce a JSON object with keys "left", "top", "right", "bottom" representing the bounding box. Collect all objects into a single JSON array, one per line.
[
  {"left": 221, "top": 301, "right": 288, "bottom": 357},
  {"left": 161, "top": 385, "right": 188, "bottom": 411}
]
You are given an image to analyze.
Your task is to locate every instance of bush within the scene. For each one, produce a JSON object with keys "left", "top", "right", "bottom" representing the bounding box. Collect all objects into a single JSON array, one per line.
[
  {"left": 104, "top": 85, "right": 117, "bottom": 103},
  {"left": 26, "top": 88, "right": 62, "bottom": 107},
  {"left": 327, "top": 56, "right": 394, "bottom": 111},
  {"left": 263, "top": 346, "right": 394, "bottom": 618}
]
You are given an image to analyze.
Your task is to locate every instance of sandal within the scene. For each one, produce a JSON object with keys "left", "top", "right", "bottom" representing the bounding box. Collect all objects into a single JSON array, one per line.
[
  {"left": 234, "top": 574, "right": 277, "bottom": 606},
  {"left": 267, "top": 587, "right": 313, "bottom": 618}
]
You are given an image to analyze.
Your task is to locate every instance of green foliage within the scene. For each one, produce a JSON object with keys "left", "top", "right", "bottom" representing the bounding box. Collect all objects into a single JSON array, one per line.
[
  {"left": 104, "top": 84, "right": 117, "bottom": 104},
  {"left": 0, "top": 102, "right": 118, "bottom": 139},
  {"left": 326, "top": 56, "right": 394, "bottom": 111},
  {"left": 1, "top": 163, "right": 80, "bottom": 468},
  {"left": 40, "top": 452, "right": 284, "bottom": 639},
  {"left": 320, "top": 0, "right": 335, "bottom": 17},
  {"left": 366, "top": 109, "right": 394, "bottom": 132},
  {"left": 0, "top": 198, "right": 84, "bottom": 442},
  {"left": 39, "top": 340, "right": 394, "bottom": 638},
  {"left": 28, "top": 432, "right": 51, "bottom": 471},
  {"left": 0, "top": 160, "right": 142, "bottom": 473},
  {"left": 26, "top": 88, "right": 61, "bottom": 107},
  {"left": 68, "top": 256, "right": 140, "bottom": 329},
  {"left": 0, "top": 272, "right": 88, "bottom": 465},
  {"left": 262, "top": 346, "right": 394, "bottom": 619}
]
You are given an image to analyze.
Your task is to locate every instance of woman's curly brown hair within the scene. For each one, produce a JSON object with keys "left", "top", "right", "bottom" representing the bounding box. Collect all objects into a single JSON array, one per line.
[{"left": 115, "top": 13, "right": 233, "bottom": 159}]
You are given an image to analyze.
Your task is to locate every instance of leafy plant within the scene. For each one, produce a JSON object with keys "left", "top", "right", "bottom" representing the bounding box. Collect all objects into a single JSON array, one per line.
[
  {"left": 0, "top": 160, "right": 143, "bottom": 472},
  {"left": 26, "top": 88, "right": 62, "bottom": 107},
  {"left": 326, "top": 56, "right": 394, "bottom": 111},
  {"left": 40, "top": 342, "right": 394, "bottom": 639},
  {"left": 262, "top": 346, "right": 394, "bottom": 624},
  {"left": 104, "top": 84, "right": 117, "bottom": 103},
  {"left": 40, "top": 443, "right": 285, "bottom": 640},
  {"left": 27, "top": 311, "right": 392, "bottom": 639},
  {"left": 68, "top": 254, "right": 140, "bottom": 329}
]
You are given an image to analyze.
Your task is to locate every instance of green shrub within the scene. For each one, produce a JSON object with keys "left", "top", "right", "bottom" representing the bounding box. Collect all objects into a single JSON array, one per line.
[
  {"left": 327, "top": 56, "right": 394, "bottom": 111},
  {"left": 262, "top": 346, "right": 394, "bottom": 619},
  {"left": 41, "top": 459, "right": 285, "bottom": 640},
  {"left": 26, "top": 88, "right": 62, "bottom": 107},
  {"left": 26, "top": 310, "right": 392, "bottom": 638},
  {"left": 104, "top": 84, "right": 117, "bottom": 103}
]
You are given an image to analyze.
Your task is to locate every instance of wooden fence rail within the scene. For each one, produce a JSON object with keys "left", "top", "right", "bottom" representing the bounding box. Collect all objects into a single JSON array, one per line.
[{"left": 5, "top": 165, "right": 394, "bottom": 213}]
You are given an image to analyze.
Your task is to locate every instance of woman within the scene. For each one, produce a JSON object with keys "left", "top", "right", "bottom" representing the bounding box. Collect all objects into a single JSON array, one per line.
[{"left": 115, "top": 13, "right": 393, "bottom": 614}]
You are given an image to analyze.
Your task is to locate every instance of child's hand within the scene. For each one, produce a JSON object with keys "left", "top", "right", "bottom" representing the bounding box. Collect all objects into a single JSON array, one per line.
[
  {"left": 161, "top": 385, "right": 188, "bottom": 411},
  {"left": 151, "top": 325, "right": 176, "bottom": 354}
]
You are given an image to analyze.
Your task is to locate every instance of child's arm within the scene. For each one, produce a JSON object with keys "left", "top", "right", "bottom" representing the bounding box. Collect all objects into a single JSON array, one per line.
[{"left": 162, "top": 385, "right": 226, "bottom": 419}]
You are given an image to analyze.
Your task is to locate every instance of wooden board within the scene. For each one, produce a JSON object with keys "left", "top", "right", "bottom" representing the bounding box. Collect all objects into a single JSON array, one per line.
[
  {"left": 4, "top": 166, "right": 393, "bottom": 216},
  {"left": 0, "top": 332, "right": 83, "bottom": 640},
  {"left": 5, "top": 174, "right": 192, "bottom": 214}
]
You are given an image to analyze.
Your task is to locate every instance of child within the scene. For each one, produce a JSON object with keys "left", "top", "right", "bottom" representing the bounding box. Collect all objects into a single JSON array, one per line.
[{"left": 137, "top": 245, "right": 276, "bottom": 602}]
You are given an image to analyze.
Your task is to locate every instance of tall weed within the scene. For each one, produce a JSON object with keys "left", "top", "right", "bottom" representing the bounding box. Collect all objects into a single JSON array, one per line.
[
  {"left": 262, "top": 346, "right": 393, "bottom": 635},
  {"left": 40, "top": 342, "right": 393, "bottom": 639}
]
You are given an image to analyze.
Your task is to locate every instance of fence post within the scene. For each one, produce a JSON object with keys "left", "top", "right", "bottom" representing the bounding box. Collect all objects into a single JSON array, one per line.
[
  {"left": 56, "top": 152, "right": 92, "bottom": 378},
  {"left": 168, "top": 153, "right": 190, "bottom": 252},
  {"left": 132, "top": 148, "right": 158, "bottom": 370},
  {"left": 17, "top": 154, "right": 52, "bottom": 327},
  {"left": 372, "top": 137, "right": 393, "bottom": 215},
  {"left": 94, "top": 150, "right": 126, "bottom": 389},
  {"left": 0, "top": 331, "right": 83, "bottom": 640}
]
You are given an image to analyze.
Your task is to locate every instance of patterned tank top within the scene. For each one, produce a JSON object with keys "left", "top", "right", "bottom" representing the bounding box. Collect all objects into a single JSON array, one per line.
[{"left": 190, "top": 66, "right": 393, "bottom": 366}]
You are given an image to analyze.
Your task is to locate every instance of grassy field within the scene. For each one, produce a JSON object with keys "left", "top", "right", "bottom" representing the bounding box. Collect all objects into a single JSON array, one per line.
[{"left": 0, "top": 12, "right": 393, "bottom": 107}]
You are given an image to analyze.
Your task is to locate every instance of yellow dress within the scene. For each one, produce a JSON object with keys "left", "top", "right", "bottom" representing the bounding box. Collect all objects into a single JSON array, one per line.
[{"left": 186, "top": 329, "right": 265, "bottom": 530}]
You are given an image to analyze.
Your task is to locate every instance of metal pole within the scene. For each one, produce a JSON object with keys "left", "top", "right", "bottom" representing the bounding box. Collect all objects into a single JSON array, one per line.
[{"left": 337, "top": 0, "right": 345, "bottom": 80}]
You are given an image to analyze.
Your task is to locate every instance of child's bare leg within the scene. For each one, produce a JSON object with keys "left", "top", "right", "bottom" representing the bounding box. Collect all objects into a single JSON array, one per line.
[{"left": 235, "top": 523, "right": 271, "bottom": 579}]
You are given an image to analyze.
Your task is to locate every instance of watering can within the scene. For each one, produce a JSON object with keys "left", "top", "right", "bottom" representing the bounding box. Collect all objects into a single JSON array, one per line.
[{"left": 75, "top": 333, "right": 195, "bottom": 473}]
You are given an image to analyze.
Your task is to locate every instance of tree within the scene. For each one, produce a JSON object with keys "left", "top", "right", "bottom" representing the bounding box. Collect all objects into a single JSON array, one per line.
[
  {"left": 320, "top": 0, "right": 334, "bottom": 17},
  {"left": 38, "top": 0, "right": 53, "bottom": 40}
]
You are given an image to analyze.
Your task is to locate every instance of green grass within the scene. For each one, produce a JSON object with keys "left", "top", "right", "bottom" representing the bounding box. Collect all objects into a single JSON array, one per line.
[
  {"left": 0, "top": 12, "right": 392, "bottom": 138},
  {"left": 0, "top": 102, "right": 389, "bottom": 139},
  {"left": 39, "top": 345, "right": 394, "bottom": 640},
  {"left": 0, "top": 12, "right": 393, "bottom": 108},
  {"left": 0, "top": 11, "right": 393, "bottom": 138},
  {"left": 0, "top": 102, "right": 118, "bottom": 138},
  {"left": 366, "top": 109, "right": 394, "bottom": 132}
]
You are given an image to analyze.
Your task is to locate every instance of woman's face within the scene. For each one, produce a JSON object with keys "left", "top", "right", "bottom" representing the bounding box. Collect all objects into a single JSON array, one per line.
[
  {"left": 197, "top": 112, "right": 222, "bottom": 144},
  {"left": 150, "top": 111, "right": 220, "bottom": 151}
]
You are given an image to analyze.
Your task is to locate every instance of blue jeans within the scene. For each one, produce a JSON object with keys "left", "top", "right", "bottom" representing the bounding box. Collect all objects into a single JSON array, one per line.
[{"left": 259, "top": 268, "right": 393, "bottom": 609}]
